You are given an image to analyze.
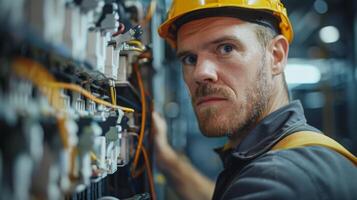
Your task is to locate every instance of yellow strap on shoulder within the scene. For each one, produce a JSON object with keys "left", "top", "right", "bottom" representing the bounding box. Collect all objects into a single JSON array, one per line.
[{"left": 272, "top": 131, "right": 357, "bottom": 166}]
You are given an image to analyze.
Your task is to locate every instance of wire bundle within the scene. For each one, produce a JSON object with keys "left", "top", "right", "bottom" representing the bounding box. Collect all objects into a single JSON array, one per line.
[{"left": 131, "top": 62, "right": 156, "bottom": 200}]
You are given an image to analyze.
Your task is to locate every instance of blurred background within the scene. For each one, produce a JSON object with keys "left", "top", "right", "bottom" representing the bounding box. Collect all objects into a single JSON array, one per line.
[
  {"left": 0, "top": 0, "right": 356, "bottom": 200},
  {"left": 152, "top": 0, "right": 357, "bottom": 198}
]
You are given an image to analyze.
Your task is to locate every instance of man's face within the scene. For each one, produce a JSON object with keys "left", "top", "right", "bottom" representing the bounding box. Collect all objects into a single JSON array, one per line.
[{"left": 177, "top": 17, "right": 274, "bottom": 138}]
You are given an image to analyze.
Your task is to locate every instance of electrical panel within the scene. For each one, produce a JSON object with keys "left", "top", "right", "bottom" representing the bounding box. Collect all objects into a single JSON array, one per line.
[{"left": 0, "top": 0, "right": 156, "bottom": 199}]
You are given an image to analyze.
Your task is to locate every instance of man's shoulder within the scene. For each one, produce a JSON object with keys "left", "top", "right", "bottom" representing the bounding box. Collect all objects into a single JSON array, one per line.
[
  {"left": 260, "top": 145, "right": 356, "bottom": 174},
  {"left": 221, "top": 146, "right": 357, "bottom": 200}
]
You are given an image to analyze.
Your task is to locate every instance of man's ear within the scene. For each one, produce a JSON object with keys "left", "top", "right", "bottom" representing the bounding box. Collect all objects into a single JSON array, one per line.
[{"left": 269, "top": 35, "right": 289, "bottom": 76}]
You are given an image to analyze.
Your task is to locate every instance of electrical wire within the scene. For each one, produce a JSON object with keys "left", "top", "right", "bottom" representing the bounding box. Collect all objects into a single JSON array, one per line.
[
  {"left": 12, "top": 57, "right": 134, "bottom": 181},
  {"left": 130, "top": 132, "right": 146, "bottom": 178},
  {"left": 125, "top": 42, "right": 146, "bottom": 52},
  {"left": 12, "top": 57, "right": 71, "bottom": 151},
  {"left": 130, "top": 132, "right": 156, "bottom": 200},
  {"left": 130, "top": 63, "right": 157, "bottom": 199},
  {"left": 69, "top": 147, "right": 79, "bottom": 180},
  {"left": 112, "top": 23, "right": 126, "bottom": 37},
  {"left": 110, "top": 87, "right": 115, "bottom": 105},
  {"left": 12, "top": 57, "right": 143, "bottom": 194},
  {"left": 57, "top": 117, "right": 70, "bottom": 149},
  {"left": 132, "top": 165, "right": 146, "bottom": 178},
  {"left": 124, "top": 46, "right": 145, "bottom": 53},
  {"left": 12, "top": 58, "right": 92, "bottom": 182},
  {"left": 141, "top": 146, "right": 156, "bottom": 200},
  {"left": 90, "top": 151, "right": 99, "bottom": 161},
  {"left": 46, "top": 82, "right": 134, "bottom": 113},
  {"left": 127, "top": 40, "right": 146, "bottom": 50},
  {"left": 132, "top": 63, "right": 147, "bottom": 172},
  {"left": 12, "top": 51, "right": 152, "bottom": 196},
  {"left": 110, "top": 85, "right": 117, "bottom": 106},
  {"left": 12, "top": 57, "right": 63, "bottom": 110},
  {"left": 113, "top": 82, "right": 117, "bottom": 105}
]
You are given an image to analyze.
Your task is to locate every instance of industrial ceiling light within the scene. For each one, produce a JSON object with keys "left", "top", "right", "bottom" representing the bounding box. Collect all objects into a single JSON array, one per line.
[
  {"left": 314, "top": 0, "right": 328, "bottom": 14},
  {"left": 285, "top": 63, "right": 321, "bottom": 85},
  {"left": 319, "top": 26, "right": 340, "bottom": 44}
]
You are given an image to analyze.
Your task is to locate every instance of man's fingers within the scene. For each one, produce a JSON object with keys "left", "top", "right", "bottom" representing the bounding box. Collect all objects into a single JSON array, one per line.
[{"left": 152, "top": 112, "right": 167, "bottom": 137}]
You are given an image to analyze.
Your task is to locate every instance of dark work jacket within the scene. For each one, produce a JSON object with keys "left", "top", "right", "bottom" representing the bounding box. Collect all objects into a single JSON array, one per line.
[{"left": 212, "top": 101, "right": 357, "bottom": 200}]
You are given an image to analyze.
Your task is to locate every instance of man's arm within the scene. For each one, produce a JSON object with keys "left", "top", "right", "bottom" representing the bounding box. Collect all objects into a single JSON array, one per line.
[{"left": 152, "top": 112, "right": 215, "bottom": 200}]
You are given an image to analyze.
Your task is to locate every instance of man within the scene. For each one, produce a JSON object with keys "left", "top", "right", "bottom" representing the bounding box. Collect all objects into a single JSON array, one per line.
[{"left": 153, "top": 0, "right": 357, "bottom": 200}]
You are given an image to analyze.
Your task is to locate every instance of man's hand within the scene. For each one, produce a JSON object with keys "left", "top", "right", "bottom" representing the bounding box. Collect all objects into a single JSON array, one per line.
[
  {"left": 152, "top": 112, "right": 168, "bottom": 150},
  {"left": 151, "top": 112, "right": 215, "bottom": 200},
  {"left": 151, "top": 112, "right": 177, "bottom": 171}
]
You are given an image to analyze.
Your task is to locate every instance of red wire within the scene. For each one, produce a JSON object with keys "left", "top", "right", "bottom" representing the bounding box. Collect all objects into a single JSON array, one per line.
[{"left": 112, "top": 23, "right": 125, "bottom": 37}]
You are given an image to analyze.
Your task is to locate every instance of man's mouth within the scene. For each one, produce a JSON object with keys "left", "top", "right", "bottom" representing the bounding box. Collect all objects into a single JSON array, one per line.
[{"left": 196, "top": 96, "right": 228, "bottom": 107}]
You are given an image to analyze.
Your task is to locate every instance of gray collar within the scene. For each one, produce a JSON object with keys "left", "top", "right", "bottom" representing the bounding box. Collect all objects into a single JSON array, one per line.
[{"left": 215, "top": 100, "right": 320, "bottom": 168}]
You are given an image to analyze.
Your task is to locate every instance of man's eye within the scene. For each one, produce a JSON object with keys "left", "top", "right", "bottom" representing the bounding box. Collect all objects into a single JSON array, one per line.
[
  {"left": 181, "top": 54, "right": 197, "bottom": 65},
  {"left": 217, "top": 44, "right": 234, "bottom": 55}
]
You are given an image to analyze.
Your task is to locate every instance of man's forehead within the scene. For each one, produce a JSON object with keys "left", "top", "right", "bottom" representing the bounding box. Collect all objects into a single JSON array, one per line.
[
  {"left": 177, "top": 16, "right": 246, "bottom": 38},
  {"left": 176, "top": 17, "right": 252, "bottom": 52}
]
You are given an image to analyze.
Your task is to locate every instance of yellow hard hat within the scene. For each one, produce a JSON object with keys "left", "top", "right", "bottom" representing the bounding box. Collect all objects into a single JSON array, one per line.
[{"left": 158, "top": 0, "right": 294, "bottom": 48}]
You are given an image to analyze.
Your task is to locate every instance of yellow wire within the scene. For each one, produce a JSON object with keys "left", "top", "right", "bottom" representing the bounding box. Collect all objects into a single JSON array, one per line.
[
  {"left": 12, "top": 57, "right": 78, "bottom": 182},
  {"left": 12, "top": 57, "right": 63, "bottom": 110},
  {"left": 12, "top": 57, "right": 135, "bottom": 184},
  {"left": 13, "top": 57, "right": 134, "bottom": 113},
  {"left": 114, "top": 86, "right": 117, "bottom": 106},
  {"left": 46, "top": 82, "right": 134, "bottom": 113},
  {"left": 12, "top": 57, "right": 70, "bottom": 149},
  {"left": 11, "top": 58, "right": 135, "bottom": 186},
  {"left": 110, "top": 86, "right": 116, "bottom": 106},
  {"left": 90, "top": 151, "right": 99, "bottom": 161},
  {"left": 125, "top": 46, "right": 145, "bottom": 52},
  {"left": 127, "top": 40, "right": 145, "bottom": 50},
  {"left": 114, "top": 87, "right": 117, "bottom": 104}
]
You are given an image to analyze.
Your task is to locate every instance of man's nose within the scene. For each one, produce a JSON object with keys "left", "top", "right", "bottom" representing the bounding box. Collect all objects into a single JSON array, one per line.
[{"left": 193, "top": 57, "right": 218, "bottom": 84}]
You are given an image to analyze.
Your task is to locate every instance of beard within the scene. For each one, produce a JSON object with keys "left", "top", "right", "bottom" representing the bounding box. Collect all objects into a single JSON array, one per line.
[{"left": 192, "top": 59, "right": 272, "bottom": 139}]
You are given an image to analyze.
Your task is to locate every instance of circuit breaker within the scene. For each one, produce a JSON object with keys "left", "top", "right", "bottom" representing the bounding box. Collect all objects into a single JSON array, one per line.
[{"left": 0, "top": 0, "right": 156, "bottom": 199}]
